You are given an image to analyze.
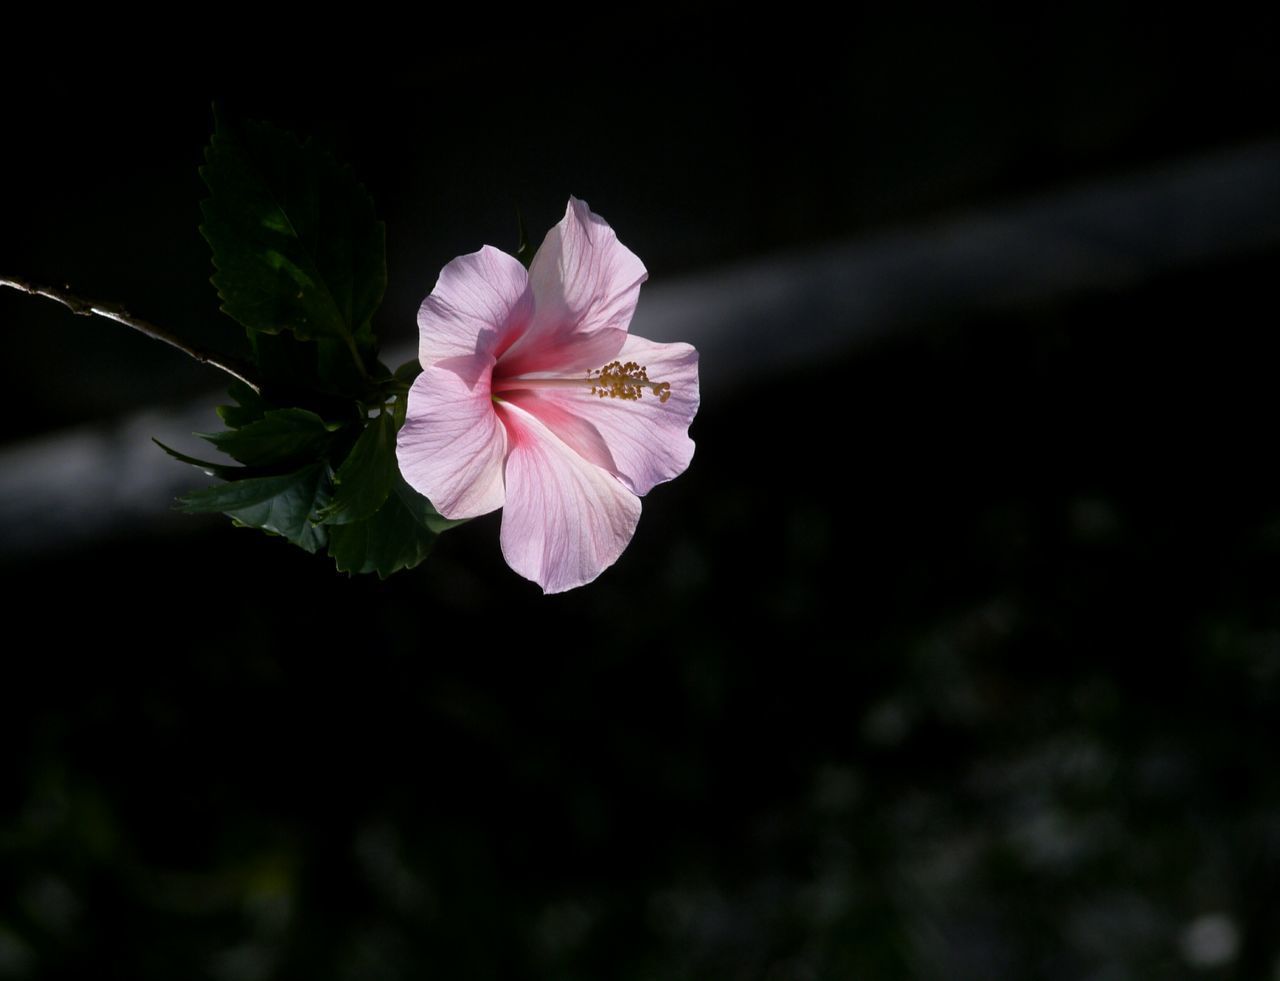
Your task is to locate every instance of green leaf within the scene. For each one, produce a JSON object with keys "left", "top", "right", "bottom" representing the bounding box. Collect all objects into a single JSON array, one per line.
[
  {"left": 315, "top": 412, "right": 397, "bottom": 526},
  {"left": 216, "top": 380, "right": 269, "bottom": 429},
  {"left": 180, "top": 463, "right": 332, "bottom": 553},
  {"left": 200, "top": 408, "right": 338, "bottom": 467},
  {"left": 389, "top": 359, "right": 422, "bottom": 426},
  {"left": 393, "top": 358, "right": 422, "bottom": 388},
  {"left": 327, "top": 489, "right": 437, "bottom": 578},
  {"left": 394, "top": 476, "right": 468, "bottom": 534},
  {"left": 152, "top": 438, "right": 240, "bottom": 479},
  {"left": 200, "top": 110, "right": 386, "bottom": 359}
]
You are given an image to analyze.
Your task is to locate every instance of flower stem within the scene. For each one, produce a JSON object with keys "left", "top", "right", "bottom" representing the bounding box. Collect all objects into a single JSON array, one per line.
[{"left": 1, "top": 275, "right": 261, "bottom": 393}]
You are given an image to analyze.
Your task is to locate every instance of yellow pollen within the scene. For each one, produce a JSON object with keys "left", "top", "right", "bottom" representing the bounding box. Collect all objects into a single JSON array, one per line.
[{"left": 587, "top": 360, "right": 673, "bottom": 403}]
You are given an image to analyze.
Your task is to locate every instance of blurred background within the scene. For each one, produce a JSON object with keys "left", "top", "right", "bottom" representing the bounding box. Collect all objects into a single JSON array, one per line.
[{"left": 2, "top": 20, "right": 1280, "bottom": 980}]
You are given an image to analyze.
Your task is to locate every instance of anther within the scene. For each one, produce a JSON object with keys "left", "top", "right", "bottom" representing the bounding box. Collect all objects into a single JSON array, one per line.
[{"left": 588, "top": 360, "right": 673, "bottom": 403}]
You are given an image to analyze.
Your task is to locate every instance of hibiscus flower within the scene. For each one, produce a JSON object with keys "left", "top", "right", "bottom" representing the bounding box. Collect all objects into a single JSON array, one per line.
[{"left": 396, "top": 197, "right": 700, "bottom": 593}]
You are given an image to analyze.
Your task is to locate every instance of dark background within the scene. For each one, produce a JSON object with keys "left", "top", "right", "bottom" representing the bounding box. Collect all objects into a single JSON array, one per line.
[{"left": 2, "top": 22, "right": 1280, "bottom": 980}]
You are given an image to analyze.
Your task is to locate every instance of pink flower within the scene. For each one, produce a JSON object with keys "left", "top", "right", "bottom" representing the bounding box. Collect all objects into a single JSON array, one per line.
[{"left": 396, "top": 197, "right": 700, "bottom": 593}]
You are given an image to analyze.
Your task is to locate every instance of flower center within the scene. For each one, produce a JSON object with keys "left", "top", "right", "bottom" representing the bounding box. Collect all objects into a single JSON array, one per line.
[{"left": 492, "top": 360, "right": 672, "bottom": 403}]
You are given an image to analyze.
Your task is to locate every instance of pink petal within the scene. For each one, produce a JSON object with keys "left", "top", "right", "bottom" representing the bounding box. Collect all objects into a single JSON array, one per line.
[
  {"left": 503, "top": 334, "right": 699, "bottom": 496},
  {"left": 417, "top": 246, "right": 533, "bottom": 366},
  {"left": 500, "top": 389, "right": 618, "bottom": 474},
  {"left": 496, "top": 400, "right": 642, "bottom": 594},
  {"left": 497, "top": 198, "right": 646, "bottom": 376},
  {"left": 396, "top": 353, "right": 507, "bottom": 520}
]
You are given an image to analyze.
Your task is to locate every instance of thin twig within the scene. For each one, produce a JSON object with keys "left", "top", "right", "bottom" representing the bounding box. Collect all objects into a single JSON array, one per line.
[{"left": 1, "top": 276, "right": 260, "bottom": 393}]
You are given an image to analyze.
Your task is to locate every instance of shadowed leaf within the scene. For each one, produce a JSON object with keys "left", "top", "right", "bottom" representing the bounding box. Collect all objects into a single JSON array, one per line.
[
  {"left": 394, "top": 475, "right": 468, "bottom": 534},
  {"left": 327, "top": 489, "right": 438, "bottom": 578},
  {"left": 200, "top": 408, "right": 338, "bottom": 467},
  {"left": 200, "top": 111, "right": 385, "bottom": 359},
  {"left": 315, "top": 412, "right": 397, "bottom": 526},
  {"left": 152, "top": 439, "right": 240, "bottom": 479},
  {"left": 180, "top": 462, "right": 332, "bottom": 553},
  {"left": 215, "top": 380, "right": 270, "bottom": 429}
]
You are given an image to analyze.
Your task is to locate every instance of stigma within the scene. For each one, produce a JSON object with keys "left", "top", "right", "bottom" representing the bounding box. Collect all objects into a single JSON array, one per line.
[{"left": 589, "top": 361, "right": 672, "bottom": 403}]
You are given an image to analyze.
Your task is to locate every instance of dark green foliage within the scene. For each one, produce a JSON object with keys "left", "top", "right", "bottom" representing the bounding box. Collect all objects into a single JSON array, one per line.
[
  {"left": 318, "top": 416, "right": 461, "bottom": 576},
  {"left": 165, "top": 111, "right": 467, "bottom": 574},
  {"left": 173, "top": 381, "right": 456, "bottom": 572},
  {"left": 180, "top": 462, "right": 333, "bottom": 553},
  {"left": 152, "top": 438, "right": 240, "bottom": 479},
  {"left": 215, "top": 380, "right": 269, "bottom": 429},
  {"left": 199, "top": 109, "right": 385, "bottom": 356},
  {"left": 394, "top": 475, "right": 468, "bottom": 534},
  {"left": 393, "top": 358, "right": 423, "bottom": 388},
  {"left": 327, "top": 481, "right": 438, "bottom": 577},
  {"left": 315, "top": 411, "right": 399, "bottom": 526},
  {"left": 199, "top": 407, "right": 337, "bottom": 467}
]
